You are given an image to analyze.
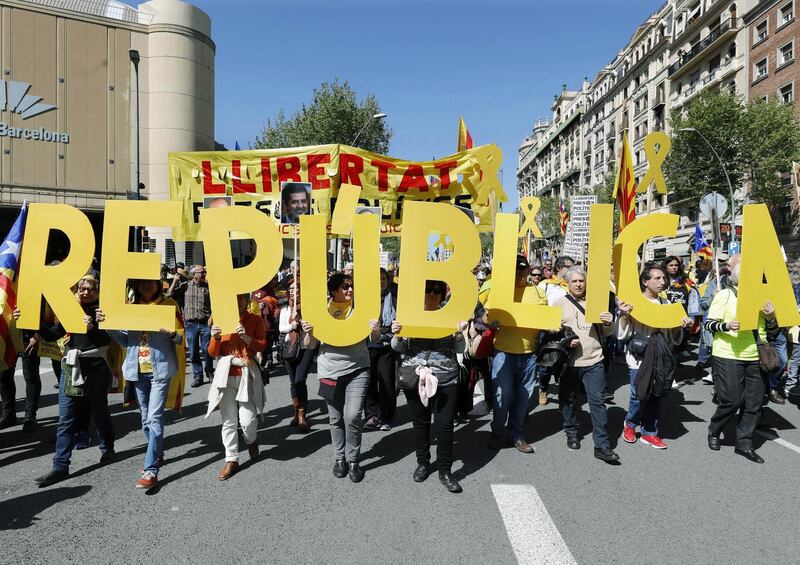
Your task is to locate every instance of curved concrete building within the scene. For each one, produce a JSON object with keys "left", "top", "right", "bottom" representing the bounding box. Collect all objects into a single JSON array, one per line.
[{"left": 0, "top": 0, "right": 215, "bottom": 264}]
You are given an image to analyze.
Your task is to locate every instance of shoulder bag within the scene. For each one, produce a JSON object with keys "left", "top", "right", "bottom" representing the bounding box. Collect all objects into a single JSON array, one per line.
[{"left": 752, "top": 329, "right": 781, "bottom": 373}]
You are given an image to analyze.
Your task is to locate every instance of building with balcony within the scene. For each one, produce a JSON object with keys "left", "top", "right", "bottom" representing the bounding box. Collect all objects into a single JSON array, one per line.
[
  {"left": 516, "top": 85, "right": 585, "bottom": 201},
  {"left": 745, "top": 0, "right": 798, "bottom": 105},
  {"left": 516, "top": 0, "right": 763, "bottom": 261}
]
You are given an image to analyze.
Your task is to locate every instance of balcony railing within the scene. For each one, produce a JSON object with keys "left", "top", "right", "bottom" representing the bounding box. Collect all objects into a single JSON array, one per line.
[{"left": 668, "top": 18, "right": 738, "bottom": 77}]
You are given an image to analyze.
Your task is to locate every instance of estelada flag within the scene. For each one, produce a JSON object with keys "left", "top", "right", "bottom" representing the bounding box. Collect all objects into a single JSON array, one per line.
[
  {"left": 457, "top": 116, "right": 474, "bottom": 152},
  {"left": 0, "top": 203, "right": 27, "bottom": 371},
  {"left": 559, "top": 199, "right": 569, "bottom": 236},
  {"left": 612, "top": 131, "right": 636, "bottom": 233},
  {"left": 694, "top": 223, "right": 713, "bottom": 259}
]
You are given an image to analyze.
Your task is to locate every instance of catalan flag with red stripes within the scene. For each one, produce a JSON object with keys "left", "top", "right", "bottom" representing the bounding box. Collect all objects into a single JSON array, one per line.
[
  {"left": 559, "top": 199, "right": 569, "bottom": 236},
  {"left": 0, "top": 203, "right": 27, "bottom": 371},
  {"left": 457, "top": 116, "right": 474, "bottom": 152},
  {"left": 612, "top": 131, "right": 637, "bottom": 233}
]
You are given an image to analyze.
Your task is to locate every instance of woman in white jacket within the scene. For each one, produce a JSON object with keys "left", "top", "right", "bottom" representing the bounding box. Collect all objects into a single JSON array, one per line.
[{"left": 617, "top": 265, "right": 692, "bottom": 450}]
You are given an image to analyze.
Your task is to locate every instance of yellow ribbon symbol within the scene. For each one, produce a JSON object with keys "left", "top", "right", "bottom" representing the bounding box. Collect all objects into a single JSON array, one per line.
[
  {"left": 637, "top": 132, "right": 671, "bottom": 194},
  {"left": 518, "top": 196, "right": 543, "bottom": 238},
  {"left": 432, "top": 232, "right": 453, "bottom": 252}
]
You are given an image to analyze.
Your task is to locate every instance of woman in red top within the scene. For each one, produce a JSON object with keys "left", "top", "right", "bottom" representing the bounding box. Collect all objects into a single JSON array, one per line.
[{"left": 206, "top": 294, "right": 267, "bottom": 481}]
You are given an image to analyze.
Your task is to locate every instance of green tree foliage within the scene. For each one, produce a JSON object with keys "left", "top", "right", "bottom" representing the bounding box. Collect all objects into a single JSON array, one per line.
[
  {"left": 536, "top": 196, "right": 562, "bottom": 240},
  {"left": 253, "top": 79, "right": 393, "bottom": 154},
  {"left": 666, "top": 91, "right": 800, "bottom": 211}
]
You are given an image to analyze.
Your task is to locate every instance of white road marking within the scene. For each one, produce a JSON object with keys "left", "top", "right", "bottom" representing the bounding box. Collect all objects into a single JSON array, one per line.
[
  {"left": 491, "top": 484, "right": 577, "bottom": 565},
  {"left": 756, "top": 430, "right": 800, "bottom": 455}
]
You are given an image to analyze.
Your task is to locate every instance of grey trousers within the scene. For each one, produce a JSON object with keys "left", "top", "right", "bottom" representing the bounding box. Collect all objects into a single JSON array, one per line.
[{"left": 326, "top": 369, "right": 369, "bottom": 463}]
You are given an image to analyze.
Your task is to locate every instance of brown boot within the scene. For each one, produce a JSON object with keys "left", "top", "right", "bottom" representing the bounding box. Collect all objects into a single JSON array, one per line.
[
  {"left": 247, "top": 441, "right": 259, "bottom": 462},
  {"left": 297, "top": 402, "right": 309, "bottom": 431},
  {"left": 217, "top": 461, "right": 239, "bottom": 481},
  {"left": 290, "top": 398, "right": 299, "bottom": 426}
]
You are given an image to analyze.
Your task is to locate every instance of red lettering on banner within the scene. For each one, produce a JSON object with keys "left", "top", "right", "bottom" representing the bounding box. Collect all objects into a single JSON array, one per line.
[
  {"left": 398, "top": 164, "right": 428, "bottom": 192},
  {"left": 260, "top": 158, "right": 273, "bottom": 192},
  {"left": 232, "top": 160, "right": 256, "bottom": 193},
  {"left": 339, "top": 154, "right": 364, "bottom": 186},
  {"left": 202, "top": 160, "right": 226, "bottom": 194},
  {"left": 307, "top": 154, "right": 331, "bottom": 189},
  {"left": 371, "top": 159, "right": 393, "bottom": 192},
  {"left": 277, "top": 156, "right": 302, "bottom": 182},
  {"left": 434, "top": 160, "right": 457, "bottom": 190}
]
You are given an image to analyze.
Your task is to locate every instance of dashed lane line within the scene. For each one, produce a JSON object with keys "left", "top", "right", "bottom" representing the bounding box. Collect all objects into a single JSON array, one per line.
[{"left": 491, "top": 484, "right": 577, "bottom": 565}]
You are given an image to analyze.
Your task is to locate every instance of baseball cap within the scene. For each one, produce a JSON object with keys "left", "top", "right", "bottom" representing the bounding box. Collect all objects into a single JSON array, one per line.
[{"left": 717, "top": 252, "right": 729, "bottom": 262}]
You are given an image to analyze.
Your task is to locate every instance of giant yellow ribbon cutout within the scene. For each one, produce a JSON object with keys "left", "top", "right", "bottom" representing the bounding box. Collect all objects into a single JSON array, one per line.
[
  {"left": 518, "top": 196, "right": 543, "bottom": 238},
  {"left": 637, "top": 132, "right": 671, "bottom": 194}
]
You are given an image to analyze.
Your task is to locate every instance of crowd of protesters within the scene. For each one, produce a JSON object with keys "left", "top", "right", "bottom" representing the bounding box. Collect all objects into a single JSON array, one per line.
[{"left": 2, "top": 248, "right": 799, "bottom": 494}]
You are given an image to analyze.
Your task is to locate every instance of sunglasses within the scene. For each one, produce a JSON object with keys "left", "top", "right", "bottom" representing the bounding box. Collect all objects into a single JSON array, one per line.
[
  {"left": 78, "top": 287, "right": 96, "bottom": 293},
  {"left": 340, "top": 283, "right": 353, "bottom": 290},
  {"left": 425, "top": 285, "right": 444, "bottom": 294},
  {"left": 531, "top": 272, "right": 543, "bottom": 277}
]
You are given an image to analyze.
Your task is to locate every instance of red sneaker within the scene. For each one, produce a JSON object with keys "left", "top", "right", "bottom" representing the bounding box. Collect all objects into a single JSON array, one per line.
[
  {"left": 622, "top": 425, "right": 637, "bottom": 444},
  {"left": 639, "top": 435, "right": 667, "bottom": 449},
  {"left": 135, "top": 471, "right": 158, "bottom": 490}
]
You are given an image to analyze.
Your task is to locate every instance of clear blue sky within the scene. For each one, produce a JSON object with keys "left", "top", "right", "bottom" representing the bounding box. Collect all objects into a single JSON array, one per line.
[{"left": 136, "top": 0, "right": 663, "bottom": 210}]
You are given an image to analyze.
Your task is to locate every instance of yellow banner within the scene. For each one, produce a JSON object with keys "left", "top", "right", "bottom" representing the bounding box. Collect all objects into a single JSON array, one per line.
[{"left": 167, "top": 143, "right": 504, "bottom": 240}]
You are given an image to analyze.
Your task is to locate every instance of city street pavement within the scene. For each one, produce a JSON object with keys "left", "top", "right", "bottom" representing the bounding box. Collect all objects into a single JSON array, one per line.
[{"left": 2, "top": 353, "right": 800, "bottom": 564}]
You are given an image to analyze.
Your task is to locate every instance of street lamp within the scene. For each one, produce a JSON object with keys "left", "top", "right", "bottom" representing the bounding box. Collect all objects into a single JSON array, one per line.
[
  {"left": 129, "top": 48, "right": 142, "bottom": 251},
  {"left": 679, "top": 127, "right": 736, "bottom": 244},
  {"left": 351, "top": 113, "right": 387, "bottom": 146}
]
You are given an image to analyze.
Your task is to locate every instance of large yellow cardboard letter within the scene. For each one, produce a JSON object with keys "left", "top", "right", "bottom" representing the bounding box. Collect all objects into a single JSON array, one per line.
[
  {"left": 613, "top": 214, "right": 685, "bottom": 328},
  {"left": 396, "top": 201, "right": 480, "bottom": 338},
  {"left": 98, "top": 201, "right": 182, "bottom": 331},
  {"left": 201, "top": 206, "right": 283, "bottom": 333},
  {"left": 17, "top": 204, "right": 94, "bottom": 332},
  {"left": 486, "top": 213, "right": 560, "bottom": 330},
  {"left": 300, "top": 213, "right": 380, "bottom": 346},
  {"left": 737, "top": 204, "right": 800, "bottom": 330},
  {"left": 585, "top": 204, "right": 614, "bottom": 322}
]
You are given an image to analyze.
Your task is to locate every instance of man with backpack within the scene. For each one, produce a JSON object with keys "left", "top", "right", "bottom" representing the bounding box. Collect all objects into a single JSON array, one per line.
[{"left": 555, "top": 267, "right": 619, "bottom": 462}]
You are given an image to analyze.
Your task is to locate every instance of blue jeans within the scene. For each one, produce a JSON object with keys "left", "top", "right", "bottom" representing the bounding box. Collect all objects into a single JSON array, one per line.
[
  {"left": 625, "top": 368, "right": 660, "bottom": 437},
  {"left": 132, "top": 373, "right": 171, "bottom": 474},
  {"left": 53, "top": 362, "right": 115, "bottom": 472},
  {"left": 185, "top": 321, "right": 213, "bottom": 380},
  {"left": 786, "top": 335, "right": 800, "bottom": 392},
  {"left": 559, "top": 362, "right": 610, "bottom": 449},
  {"left": 767, "top": 331, "right": 788, "bottom": 391},
  {"left": 491, "top": 351, "right": 537, "bottom": 441}
]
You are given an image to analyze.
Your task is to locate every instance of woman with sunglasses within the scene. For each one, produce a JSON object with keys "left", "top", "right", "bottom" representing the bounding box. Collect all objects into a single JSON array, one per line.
[
  {"left": 95, "top": 279, "right": 183, "bottom": 490},
  {"left": 302, "top": 273, "right": 380, "bottom": 483},
  {"left": 529, "top": 265, "right": 544, "bottom": 286},
  {"left": 390, "top": 280, "right": 467, "bottom": 493}
]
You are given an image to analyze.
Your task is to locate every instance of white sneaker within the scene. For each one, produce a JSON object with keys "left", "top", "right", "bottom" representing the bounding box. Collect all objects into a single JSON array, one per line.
[
  {"left": 671, "top": 380, "right": 680, "bottom": 390},
  {"left": 702, "top": 374, "right": 713, "bottom": 384}
]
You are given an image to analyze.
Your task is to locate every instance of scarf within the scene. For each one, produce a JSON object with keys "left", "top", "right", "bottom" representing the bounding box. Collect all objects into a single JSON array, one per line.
[
  {"left": 328, "top": 300, "right": 353, "bottom": 320},
  {"left": 380, "top": 290, "right": 396, "bottom": 326}
]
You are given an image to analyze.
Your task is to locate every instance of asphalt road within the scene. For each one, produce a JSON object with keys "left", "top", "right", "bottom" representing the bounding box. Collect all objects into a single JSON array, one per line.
[{"left": 2, "top": 354, "right": 800, "bottom": 564}]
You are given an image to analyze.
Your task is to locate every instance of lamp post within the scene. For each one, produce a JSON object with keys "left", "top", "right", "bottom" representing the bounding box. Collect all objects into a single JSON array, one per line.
[
  {"left": 129, "top": 48, "right": 142, "bottom": 251},
  {"left": 679, "top": 127, "right": 736, "bottom": 245},
  {"left": 351, "top": 113, "right": 387, "bottom": 147}
]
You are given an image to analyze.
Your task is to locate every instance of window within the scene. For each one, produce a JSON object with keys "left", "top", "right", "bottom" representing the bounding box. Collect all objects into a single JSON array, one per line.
[
  {"left": 755, "top": 58, "right": 768, "bottom": 78},
  {"left": 756, "top": 20, "right": 768, "bottom": 42},
  {"left": 779, "top": 41, "right": 794, "bottom": 65},
  {"left": 780, "top": 82, "right": 794, "bottom": 103},
  {"left": 780, "top": 2, "right": 794, "bottom": 24}
]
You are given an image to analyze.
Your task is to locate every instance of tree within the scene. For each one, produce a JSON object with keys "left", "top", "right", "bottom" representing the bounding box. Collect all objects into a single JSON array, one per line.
[
  {"left": 665, "top": 91, "right": 744, "bottom": 206},
  {"left": 536, "top": 196, "right": 562, "bottom": 240},
  {"left": 253, "top": 79, "right": 393, "bottom": 153},
  {"left": 665, "top": 90, "right": 800, "bottom": 212},
  {"left": 739, "top": 99, "right": 800, "bottom": 207}
]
